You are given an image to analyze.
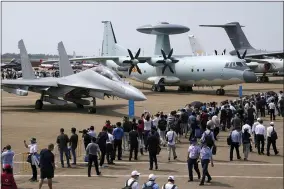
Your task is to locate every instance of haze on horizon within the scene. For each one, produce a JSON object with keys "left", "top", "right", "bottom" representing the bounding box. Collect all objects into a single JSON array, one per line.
[{"left": 2, "top": 2, "right": 283, "bottom": 56}]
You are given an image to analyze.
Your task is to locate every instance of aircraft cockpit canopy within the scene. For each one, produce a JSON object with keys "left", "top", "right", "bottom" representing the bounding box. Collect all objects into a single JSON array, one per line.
[
  {"left": 91, "top": 65, "right": 124, "bottom": 82},
  {"left": 225, "top": 61, "right": 247, "bottom": 68}
]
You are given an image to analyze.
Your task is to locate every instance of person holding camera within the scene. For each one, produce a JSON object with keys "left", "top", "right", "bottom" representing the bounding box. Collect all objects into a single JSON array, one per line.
[
  {"left": 2, "top": 145, "right": 15, "bottom": 173},
  {"left": 24, "top": 138, "right": 39, "bottom": 182}
]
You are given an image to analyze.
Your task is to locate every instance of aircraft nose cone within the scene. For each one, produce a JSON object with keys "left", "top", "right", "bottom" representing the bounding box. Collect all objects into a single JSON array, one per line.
[
  {"left": 243, "top": 70, "right": 257, "bottom": 83},
  {"left": 125, "top": 86, "right": 147, "bottom": 101}
]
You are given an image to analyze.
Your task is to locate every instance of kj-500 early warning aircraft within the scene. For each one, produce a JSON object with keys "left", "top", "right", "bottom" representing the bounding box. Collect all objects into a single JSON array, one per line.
[
  {"left": 1, "top": 40, "right": 146, "bottom": 113},
  {"left": 44, "top": 21, "right": 257, "bottom": 96},
  {"left": 200, "top": 22, "right": 284, "bottom": 82}
]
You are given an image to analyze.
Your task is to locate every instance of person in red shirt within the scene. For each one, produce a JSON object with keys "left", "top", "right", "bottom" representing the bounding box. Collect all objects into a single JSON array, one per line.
[{"left": 1, "top": 164, "right": 17, "bottom": 189}]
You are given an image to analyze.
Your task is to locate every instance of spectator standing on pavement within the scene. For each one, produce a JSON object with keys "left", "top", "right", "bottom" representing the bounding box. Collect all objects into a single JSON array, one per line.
[
  {"left": 69, "top": 127, "right": 78, "bottom": 165},
  {"left": 1, "top": 164, "right": 17, "bottom": 189},
  {"left": 82, "top": 129, "right": 92, "bottom": 150},
  {"left": 88, "top": 126, "right": 97, "bottom": 139},
  {"left": 187, "top": 138, "right": 201, "bottom": 182},
  {"left": 266, "top": 122, "right": 279, "bottom": 156},
  {"left": 129, "top": 125, "right": 139, "bottom": 161},
  {"left": 1, "top": 145, "right": 15, "bottom": 171},
  {"left": 39, "top": 144, "right": 55, "bottom": 189},
  {"left": 24, "top": 138, "right": 39, "bottom": 182},
  {"left": 142, "top": 174, "right": 159, "bottom": 189},
  {"left": 268, "top": 100, "right": 276, "bottom": 121},
  {"left": 106, "top": 128, "right": 115, "bottom": 165},
  {"left": 242, "top": 128, "right": 251, "bottom": 160},
  {"left": 255, "top": 119, "right": 266, "bottom": 155},
  {"left": 123, "top": 116, "right": 132, "bottom": 151},
  {"left": 113, "top": 122, "right": 124, "bottom": 160},
  {"left": 86, "top": 137, "right": 101, "bottom": 177},
  {"left": 166, "top": 127, "right": 178, "bottom": 162},
  {"left": 199, "top": 141, "right": 214, "bottom": 186},
  {"left": 162, "top": 176, "right": 178, "bottom": 189},
  {"left": 158, "top": 115, "right": 167, "bottom": 146},
  {"left": 97, "top": 126, "right": 109, "bottom": 167},
  {"left": 230, "top": 127, "right": 242, "bottom": 161},
  {"left": 56, "top": 128, "right": 70, "bottom": 168},
  {"left": 147, "top": 128, "right": 160, "bottom": 170}
]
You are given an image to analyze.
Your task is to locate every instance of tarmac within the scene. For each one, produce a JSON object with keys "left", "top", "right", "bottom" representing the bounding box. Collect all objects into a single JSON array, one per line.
[{"left": 1, "top": 78, "right": 283, "bottom": 189}]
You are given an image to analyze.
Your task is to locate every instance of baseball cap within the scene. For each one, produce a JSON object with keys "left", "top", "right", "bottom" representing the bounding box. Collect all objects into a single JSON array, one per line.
[
  {"left": 270, "top": 122, "right": 274, "bottom": 126},
  {"left": 257, "top": 118, "right": 261, "bottom": 121},
  {"left": 168, "top": 176, "right": 175, "bottom": 181},
  {"left": 131, "top": 170, "right": 140, "bottom": 176},
  {"left": 148, "top": 174, "right": 156, "bottom": 181}
]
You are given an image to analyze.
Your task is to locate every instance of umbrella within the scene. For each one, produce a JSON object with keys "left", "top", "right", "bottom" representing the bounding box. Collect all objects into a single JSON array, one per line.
[{"left": 190, "top": 101, "right": 204, "bottom": 109}]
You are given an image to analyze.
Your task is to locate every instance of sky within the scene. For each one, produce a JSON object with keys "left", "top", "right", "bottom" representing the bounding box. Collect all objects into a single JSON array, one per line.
[{"left": 2, "top": 1, "right": 283, "bottom": 56}]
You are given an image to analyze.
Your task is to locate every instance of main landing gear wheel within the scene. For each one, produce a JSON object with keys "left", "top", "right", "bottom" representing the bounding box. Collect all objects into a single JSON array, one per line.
[
  {"left": 178, "top": 86, "right": 193, "bottom": 92},
  {"left": 257, "top": 76, "right": 269, "bottom": 83},
  {"left": 35, "top": 100, "right": 43, "bottom": 110},
  {"left": 88, "top": 107, "right": 96, "bottom": 114},
  {"left": 76, "top": 104, "right": 84, "bottom": 109},
  {"left": 216, "top": 89, "right": 225, "bottom": 96},
  {"left": 152, "top": 84, "right": 165, "bottom": 92}
]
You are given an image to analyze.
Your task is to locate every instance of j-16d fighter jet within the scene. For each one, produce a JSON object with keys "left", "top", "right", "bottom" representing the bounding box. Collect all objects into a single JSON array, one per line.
[{"left": 1, "top": 40, "right": 146, "bottom": 113}]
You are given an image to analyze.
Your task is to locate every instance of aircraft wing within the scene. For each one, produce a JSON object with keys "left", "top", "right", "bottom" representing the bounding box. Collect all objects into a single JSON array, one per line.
[
  {"left": 2, "top": 79, "right": 58, "bottom": 87},
  {"left": 246, "top": 51, "right": 284, "bottom": 58},
  {"left": 42, "top": 56, "right": 152, "bottom": 64}
]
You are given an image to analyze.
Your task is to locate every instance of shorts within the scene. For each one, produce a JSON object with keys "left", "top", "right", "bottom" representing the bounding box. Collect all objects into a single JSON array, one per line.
[{"left": 40, "top": 168, "right": 54, "bottom": 179}]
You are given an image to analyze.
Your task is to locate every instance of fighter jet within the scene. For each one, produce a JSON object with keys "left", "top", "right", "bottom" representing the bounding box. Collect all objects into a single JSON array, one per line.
[
  {"left": 188, "top": 34, "right": 284, "bottom": 83},
  {"left": 199, "top": 22, "right": 284, "bottom": 82},
  {"left": 1, "top": 40, "right": 146, "bottom": 113}
]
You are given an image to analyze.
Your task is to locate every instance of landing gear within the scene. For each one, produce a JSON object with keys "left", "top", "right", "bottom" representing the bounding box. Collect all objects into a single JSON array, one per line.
[
  {"left": 88, "top": 97, "right": 97, "bottom": 114},
  {"left": 35, "top": 91, "right": 44, "bottom": 110},
  {"left": 178, "top": 86, "right": 193, "bottom": 92},
  {"left": 151, "top": 84, "right": 166, "bottom": 92},
  {"left": 35, "top": 100, "right": 43, "bottom": 110},
  {"left": 216, "top": 88, "right": 225, "bottom": 96},
  {"left": 76, "top": 104, "right": 84, "bottom": 109},
  {"left": 257, "top": 76, "right": 269, "bottom": 83}
]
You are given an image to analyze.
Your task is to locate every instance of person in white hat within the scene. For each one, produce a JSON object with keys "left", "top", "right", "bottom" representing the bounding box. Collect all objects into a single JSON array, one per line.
[
  {"left": 162, "top": 176, "right": 178, "bottom": 189},
  {"left": 123, "top": 170, "right": 140, "bottom": 189},
  {"left": 266, "top": 122, "right": 279, "bottom": 156},
  {"left": 142, "top": 174, "right": 159, "bottom": 189},
  {"left": 252, "top": 118, "right": 261, "bottom": 148}
]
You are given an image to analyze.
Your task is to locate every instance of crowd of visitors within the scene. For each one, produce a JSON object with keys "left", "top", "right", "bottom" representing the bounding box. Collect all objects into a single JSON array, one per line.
[{"left": 1, "top": 90, "right": 282, "bottom": 189}]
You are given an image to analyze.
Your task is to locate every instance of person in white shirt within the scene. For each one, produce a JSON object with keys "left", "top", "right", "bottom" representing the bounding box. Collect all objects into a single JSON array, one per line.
[
  {"left": 152, "top": 114, "right": 160, "bottom": 128},
  {"left": 162, "top": 176, "right": 178, "bottom": 189},
  {"left": 266, "top": 122, "right": 279, "bottom": 156},
  {"left": 88, "top": 126, "right": 97, "bottom": 139},
  {"left": 211, "top": 114, "right": 220, "bottom": 140},
  {"left": 166, "top": 127, "right": 177, "bottom": 161},
  {"left": 252, "top": 118, "right": 261, "bottom": 148},
  {"left": 254, "top": 120, "right": 266, "bottom": 155},
  {"left": 106, "top": 129, "right": 115, "bottom": 164},
  {"left": 124, "top": 170, "right": 140, "bottom": 189},
  {"left": 24, "top": 138, "right": 39, "bottom": 182},
  {"left": 268, "top": 100, "right": 276, "bottom": 121},
  {"left": 143, "top": 115, "right": 152, "bottom": 151},
  {"left": 242, "top": 120, "right": 252, "bottom": 134}
]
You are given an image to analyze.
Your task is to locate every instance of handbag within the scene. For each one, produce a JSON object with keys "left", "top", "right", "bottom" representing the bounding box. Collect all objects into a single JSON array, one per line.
[{"left": 27, "top": 154, "right": 32, "bottom": 163}]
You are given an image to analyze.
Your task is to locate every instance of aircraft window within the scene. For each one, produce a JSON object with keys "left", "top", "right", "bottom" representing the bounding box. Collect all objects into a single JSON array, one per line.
[
  {"left": 236, "top": 62, "right": 243, "bottom": 67},
  {"left": 203, "top": 69, "right": 205, "bottom": 72},
  {"left": 232, "top": 62, "right": 236, "bottom": 67},
  {"left": 229, "top": 62, "right": 233, "bottom": 67},
  {"left": 191, "top": 69, "right": 194, "bottom": 72},
  {"left": 197, "top": 69, "right": 199, "bottom": 72},
  {"left": 225, "top": 63, "right": 229, "bottom": 67}
]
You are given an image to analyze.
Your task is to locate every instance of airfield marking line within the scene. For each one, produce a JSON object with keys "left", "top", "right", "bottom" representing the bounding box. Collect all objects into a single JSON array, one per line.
[
  {"left": 14, "top": 174, "right": 283, "bottom": 179},
  {"left": 13, "top": 161, "right": 283, "bottom": 166}
]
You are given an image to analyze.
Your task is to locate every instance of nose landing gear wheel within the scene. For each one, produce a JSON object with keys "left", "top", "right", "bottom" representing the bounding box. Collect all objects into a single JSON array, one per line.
[
  {"left": 88, "top": 107, "right": 96, "bottom": 114},
  {"left": 157, "top": 85, "right": 165, "bottom": 92},
  {"left": 216, "top": 89, "right": 225, "bottom": 96},
  {"left": 76, "top": 104, "right": 84, "bottom": 109},
  {"left": 35, "top": 100, "right": 43, "bottom": 110},
  {"left": 151, "top": 85, "right": 157, "bottom": 91}
]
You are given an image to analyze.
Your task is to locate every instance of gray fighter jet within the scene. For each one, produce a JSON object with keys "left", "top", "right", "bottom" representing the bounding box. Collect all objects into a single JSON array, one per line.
[{"left": 1, "top": 40, "right": 146, "bottom": 113}]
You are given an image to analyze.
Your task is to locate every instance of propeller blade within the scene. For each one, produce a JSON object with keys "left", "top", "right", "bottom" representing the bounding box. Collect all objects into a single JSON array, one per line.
[
  {"left": 162, "top": 65, "right": 167, "bottom": 74},
  {"left": 223, "top": 49, "right": 226, "bottom": 55},
  {"left": 236, "top": 50, "right": 241, "bottom": 59},
  {"left": 214, "top": 50, "right": 218, "bottom": 55},
  {"left": 128, "top": 65, "right": 134, "bottom": 75},
  {"left": 123, "top": 60, "right": 133, "bottom": 64},
  {"left": 242, "top": 49, "right": 247, "bottom": 59},
  {"left": 135, "top": 48, "right": 141, "bottom": 59},
  {"left": 127, "top": 49, "right": 134, "bottom": 60},
  {"left": 168, "top": 65, "right": 174, "bottom": 73},
  {"left": 168, "top": 48, "right": 173, "bottom": 58},
  {"left": 161, "top": 49, "right": 167, "bottom": 60},
  {"left": 156, "top": 60, "right": 166, "bottom": 64},
  {"left": 135, "top": 65, "right": 142, "bottom": 74},
  {"left": 170, "top": 58, "right": 179, "bottom": 63}
]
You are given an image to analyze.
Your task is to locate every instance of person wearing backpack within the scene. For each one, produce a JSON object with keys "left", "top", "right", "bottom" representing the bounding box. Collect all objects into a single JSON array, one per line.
[
  {"left": 162, "top": 176, "right": 178, "bottom": 189},
  {"left": 166, "top": 127, "right": 177, "bottom": 162},
  {"left": 230, "top": 127, "right": 242, "bottom": 161},
  {"left": 266, "top": 122, "right": 279, "bottom": 156},
  {"left": 158, "top": 115, "right": 167, "bottom": 146},
  {"left": 123, "top": 170, "right": 140, "bottom": 189},
  {"left": 187, "top": 138, "right": 201, "bottom": 182},
  {"left": 201, "top": 125, "right": 215, "bottom": 150},
  {"left": 142, "top": 174, "right": 159, "bottom": 189},
  {"left": 242, "top": 128, "right": 251, "bottom": 161}
]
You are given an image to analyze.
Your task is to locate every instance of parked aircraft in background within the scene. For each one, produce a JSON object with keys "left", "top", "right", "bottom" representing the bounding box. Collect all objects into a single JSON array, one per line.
[
  {"left": 1, "top": 40, "right": 146, "bottom": 113},
  {"left": 200, "top": 22, "right": 284, "bottom": 82}
]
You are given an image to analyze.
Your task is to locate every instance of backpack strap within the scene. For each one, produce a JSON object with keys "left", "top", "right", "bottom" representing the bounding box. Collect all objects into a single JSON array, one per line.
[
  {"left": 171, "top": 185, "right": 176, "bottom": 189},
  {"left": 129, "top": 180, "right": 136, "bottom": 187},
  {"left": 151, "top": 182, "right": 155, "bottom": 187}
]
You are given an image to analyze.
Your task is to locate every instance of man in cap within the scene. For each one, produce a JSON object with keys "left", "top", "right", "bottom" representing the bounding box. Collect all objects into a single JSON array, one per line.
[
  {"left": 123, "top": 170, "right": 140, "bottom": 189},
  {"left": 142, "top": 174, "right": 159, "bottom": 189},
  {"left": 187, "top": 138, "right": 201, "bottom": 182},
  {"left": 162, "top": 176, "right": 178, "bottom": 189},
  {"left": 199, "top": 141, "right": 214, "bottom": 186},
  {"left": 266, "top": 122, "right": 279, "bottom": 156}
]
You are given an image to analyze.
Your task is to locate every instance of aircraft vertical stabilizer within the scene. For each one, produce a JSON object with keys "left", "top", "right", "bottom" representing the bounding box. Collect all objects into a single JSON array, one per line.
[
  {"left": 58, "top": 42, "right": 74, "bottom": 77},
  {"left": 188, "top": 35, "right": 205, "bottom": 55},
  {"left": 200, "top": 22, "right": 255, "bottom": 51},
  {"left": 72, "top": 51, "right": 76, "bottom": 64},
  {"left": 154, "top": 35, "right": 171, "bottom": 55},
  {"left": 18, "top": 39, "right": 36, "bottom": 79},
  {"left": 101, "top": 21, "right": 128, "bottom": 56}
]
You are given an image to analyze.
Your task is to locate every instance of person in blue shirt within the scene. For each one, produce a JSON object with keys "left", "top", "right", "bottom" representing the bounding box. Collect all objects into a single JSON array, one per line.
[
  {"left": 112, "top": 122, "right": 124, "bottom": 160},
  {"left": 142, "top": 174, "right": 159, "bottom": 189},
  {"left": 1, "top": 145, "right": 15, "bottom": 173},
  {"left": 199, "top": 141, "right": 214, "bottom": 186}
]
